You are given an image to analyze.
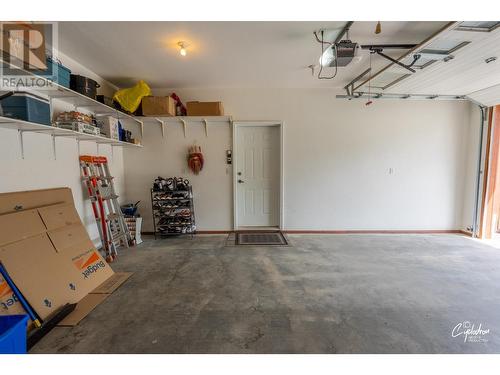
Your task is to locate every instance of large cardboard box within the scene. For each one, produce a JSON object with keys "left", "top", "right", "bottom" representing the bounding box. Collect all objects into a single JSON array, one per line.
[
  {"left": 141, "top": 96, "right": 176, "bottom": 116},
  {"left": 0, "top": 234, "right": 83, "bottom": 319},
  {"left": 0, "top": 206, "right": 113, "bottom": 320},
  {"left": 0, "top": 188, "right": 115, "bottom": 326},
  {"left": 0, "top": 187, "right": 73, "bottom": 215},
  {"left": 0, "top": 209, "right": 47, "bottom": 247},
  {"left": 38, "top": 203, "right": 81, "bottom": 231},
  {"left": 0, "top": 273, "right": 26, "bottom": 315},
  {"left": 57, "top": 272, "right": 132, "bottom": 327},
  {"left": 186, "top": 101, "right": 224, "bottom": 116}
]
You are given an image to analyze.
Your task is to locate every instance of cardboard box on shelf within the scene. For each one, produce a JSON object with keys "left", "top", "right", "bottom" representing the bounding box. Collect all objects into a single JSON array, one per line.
[
  {"left": 186, "top": 101, "right": 224, "bottom": 116},
  {"left": 98, "top": 116, "right": 119, "bottom": 140},
  {"left": 141, "top": 96, "right": 176, "bottom": 116}
]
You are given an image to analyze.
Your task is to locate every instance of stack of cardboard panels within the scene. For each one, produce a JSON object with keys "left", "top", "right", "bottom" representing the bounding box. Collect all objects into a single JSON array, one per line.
[{"left": 0, "top": 187, "right": 130, "bottom": 330}]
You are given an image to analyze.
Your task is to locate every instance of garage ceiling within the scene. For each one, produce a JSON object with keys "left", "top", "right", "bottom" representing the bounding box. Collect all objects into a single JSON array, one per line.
[
  {"left": 354, "top": 22, "right": 500, "bottom": 106},
  {"left": 58, "top": 21, "right": 447, "bottom": 89}
]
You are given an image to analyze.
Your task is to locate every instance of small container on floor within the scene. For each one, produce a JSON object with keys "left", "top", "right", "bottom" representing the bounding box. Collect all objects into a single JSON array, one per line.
[{"left": 0, "top": 314, "right": 29, "bottom": 354}]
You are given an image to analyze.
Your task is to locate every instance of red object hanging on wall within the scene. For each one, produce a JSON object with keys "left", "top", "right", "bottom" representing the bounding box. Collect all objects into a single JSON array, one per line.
[{"left": 188, "top": 145, "right": 204, "bottom": 175}]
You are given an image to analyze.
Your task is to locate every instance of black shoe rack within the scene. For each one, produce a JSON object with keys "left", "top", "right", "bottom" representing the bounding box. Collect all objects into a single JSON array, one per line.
[{"left": 151, "top": 177, "right": 196, "bottom": 238}]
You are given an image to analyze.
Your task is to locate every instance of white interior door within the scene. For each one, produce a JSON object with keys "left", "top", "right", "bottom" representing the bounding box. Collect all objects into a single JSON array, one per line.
[{"left": 235, "top": 125, "right": 280, "bottom": 227}]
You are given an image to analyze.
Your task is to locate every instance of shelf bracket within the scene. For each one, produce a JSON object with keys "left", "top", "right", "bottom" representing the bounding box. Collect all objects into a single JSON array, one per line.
[
  {"left": 155, "top": 118, "right": 166, "bottom": 138},
  {"left": 180, "top": 119, "right": 187, "bottom": 138},
  {"left": 49, "top": 97, "right": 54, "bottom": 126},
  {"left": 77, "top": 139, "right": 81, "bottom": 155},
  {"left": 203, "top": 118, "right": 209, "bottom": 137},
  {"left": 18, "top": 130, "right": 24, "bottom": 159},
  {"left": 52, "top": 135, "right": 57, "bottom": 160},
  {"left": 17, "top": 128, "right": 53, "bottom": 159},
  {"left": 138, "top": 120, "right": 144, "bottom": 139},
  {"left": 96, "top": 143, "right": 100, "bottom": 155}
]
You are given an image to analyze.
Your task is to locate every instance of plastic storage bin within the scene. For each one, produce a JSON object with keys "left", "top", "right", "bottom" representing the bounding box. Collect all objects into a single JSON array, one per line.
[
  {"left": 31, "top": 57, "right": 71, "bottom": 88},
  {"left": 0, "top": 314, "right": 29, "bottom": 354},
  {"left": 47, "top": 57, "right": 71, "bottom": 88},
  {"left": 0, "top": 92, "right": 51, "bottom": 125}
]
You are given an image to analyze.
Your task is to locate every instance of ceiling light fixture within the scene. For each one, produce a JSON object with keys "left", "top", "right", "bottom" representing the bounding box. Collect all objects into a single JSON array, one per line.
[{"left": 178, "top": 41, "right": 187, "bottom": 56}]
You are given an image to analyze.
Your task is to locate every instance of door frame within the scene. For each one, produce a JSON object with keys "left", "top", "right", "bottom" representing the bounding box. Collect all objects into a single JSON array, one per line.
[
  {"left": 232, "top": 121, "right": 284, "bottom": 230},
  {"left": 479, "top": 106, "right": 498, "bottom": 238}
]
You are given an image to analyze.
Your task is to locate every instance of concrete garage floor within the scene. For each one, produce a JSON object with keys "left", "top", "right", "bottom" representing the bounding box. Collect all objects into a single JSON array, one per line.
[{"left": 31, "top": 234, "right": 500, "bottom": 354}]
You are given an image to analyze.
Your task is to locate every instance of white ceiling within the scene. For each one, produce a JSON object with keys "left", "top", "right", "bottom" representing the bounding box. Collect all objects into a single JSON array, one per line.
[{"left": 58, "top": 21, "right": 448, "bottom": 89}]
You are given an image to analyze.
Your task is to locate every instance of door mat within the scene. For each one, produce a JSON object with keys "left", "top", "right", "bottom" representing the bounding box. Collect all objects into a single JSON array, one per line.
[{"left": 236, "top": 231, "right": 288, "bottom": 246}]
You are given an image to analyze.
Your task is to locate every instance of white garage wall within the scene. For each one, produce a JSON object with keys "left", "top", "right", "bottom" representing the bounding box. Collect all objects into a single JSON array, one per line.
[
  {"left": 123, "top": 88, "right": 471, "bottom": 232},
  {"left": 0, "top": 52, "right": 126, "bottom": 245}
]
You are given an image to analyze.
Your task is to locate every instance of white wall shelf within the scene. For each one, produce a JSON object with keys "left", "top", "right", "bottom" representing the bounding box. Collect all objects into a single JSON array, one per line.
[
  {"left": 0, "top": 116, "right": 142, "bottom": 159},
  {"left": 42, "top": 84, "right": 140, "bottom": 123},
  {"left": 0, "top": 58, "right": 144, "bottom": 139},
  {"left": 135, "top": 116, "right": 232, "bottom": 138}
]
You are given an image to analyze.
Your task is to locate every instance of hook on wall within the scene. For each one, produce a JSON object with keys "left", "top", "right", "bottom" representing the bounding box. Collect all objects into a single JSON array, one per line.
[
  {"left": 203, "top": 119, "right": 209, "bottom": 137},
  {"left": 180, "top": 119, "right": 187, "bottom": 138}
]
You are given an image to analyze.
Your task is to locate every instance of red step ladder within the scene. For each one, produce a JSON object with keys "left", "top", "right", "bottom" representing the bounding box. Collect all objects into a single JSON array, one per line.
[{"left": 79, "top": 155, "right": 131, "bottom": 262}]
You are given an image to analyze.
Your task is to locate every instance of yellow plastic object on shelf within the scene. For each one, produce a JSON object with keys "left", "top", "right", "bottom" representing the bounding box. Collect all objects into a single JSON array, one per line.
[{"left": 113, "top": 80, "right": 152, "bottom": 113}]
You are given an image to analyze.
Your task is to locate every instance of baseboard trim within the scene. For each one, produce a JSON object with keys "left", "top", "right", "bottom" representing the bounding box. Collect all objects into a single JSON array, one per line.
[
  {"left": 460, "top": 230, "right": 473, "bottom": 237},
  {"left": 142, "top": 229, "right": 467, "bottom": 235},
  {"left": 195, "top": 230, "right": 233, "bottom": 234},
  {"left": 283, "top": 229, "right": 464, "bottom": 235}
]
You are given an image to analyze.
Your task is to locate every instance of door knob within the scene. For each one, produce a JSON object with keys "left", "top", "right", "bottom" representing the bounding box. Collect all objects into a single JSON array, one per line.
[{"left": 238, "top": 179, "right": 245, "bottom": 183}]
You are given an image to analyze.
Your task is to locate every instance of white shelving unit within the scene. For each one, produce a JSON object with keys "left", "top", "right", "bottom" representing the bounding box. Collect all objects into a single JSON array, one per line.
[
  {"left": 0, "top": 60, "right": 145, "bottom": 158},
  {"left": 136, "top": 115, "right": 232, "bottom": 138},
  {"left": 46, "top": 85, "right": 144, "bottom": 136},
  {"left": 0, "top": 116, "right": 142, "bottom": 159}
]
